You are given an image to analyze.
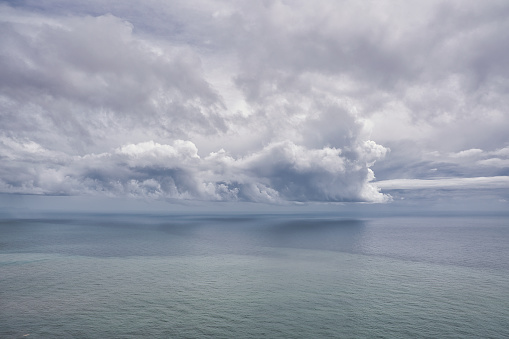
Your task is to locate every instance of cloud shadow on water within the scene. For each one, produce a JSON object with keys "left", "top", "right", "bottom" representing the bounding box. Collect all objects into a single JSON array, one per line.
[{"left": 252, "top": 218, "right": 367, "bottom": 254}]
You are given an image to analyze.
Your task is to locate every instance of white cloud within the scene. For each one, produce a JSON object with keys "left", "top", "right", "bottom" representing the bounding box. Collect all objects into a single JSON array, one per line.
[
  {"left": 490, "top": 147, "right": 509, "bottom": 157},
  {"left": 450, "top": 149, "right": 484, "bottom": 158},
  {"left": 376, "top": 176, "right": 509, "bottom": 190},
  {"left": 477, "top": 158, "right": 509, "bottom": 168},
  {"left": 0, "top": 137, "right": 389, "bottom": 203}
]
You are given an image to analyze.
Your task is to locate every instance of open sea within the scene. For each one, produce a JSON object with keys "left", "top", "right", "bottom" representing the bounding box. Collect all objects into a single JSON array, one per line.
[{"left": 1, "top": 214, "right": 508, "bottom": 338}]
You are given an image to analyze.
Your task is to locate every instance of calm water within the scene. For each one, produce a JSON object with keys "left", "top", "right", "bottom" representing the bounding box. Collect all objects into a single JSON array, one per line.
[{"left": 1, "top": 214, "right": 508, "bottom": 338}]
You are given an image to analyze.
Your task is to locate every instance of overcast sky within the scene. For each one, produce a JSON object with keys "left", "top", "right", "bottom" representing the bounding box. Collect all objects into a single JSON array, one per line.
[{"left": 1, "top": 0, "right": 508, "bottom": 214}]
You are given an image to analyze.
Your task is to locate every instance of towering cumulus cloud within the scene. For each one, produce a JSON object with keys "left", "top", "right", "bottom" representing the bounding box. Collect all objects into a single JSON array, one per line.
[{"left": 0, "top": 138, "right": 389, "bottom": 203}]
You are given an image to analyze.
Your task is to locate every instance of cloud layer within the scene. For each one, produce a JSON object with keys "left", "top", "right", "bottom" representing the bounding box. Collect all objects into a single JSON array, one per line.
[{"left": 1, "top": 0, "right": 509, "bottom": 205}]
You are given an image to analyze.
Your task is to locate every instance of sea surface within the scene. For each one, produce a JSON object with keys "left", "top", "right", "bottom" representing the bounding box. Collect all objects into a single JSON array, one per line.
[{"left": 1, "top": 214, "right": 508, "bottom": 338}]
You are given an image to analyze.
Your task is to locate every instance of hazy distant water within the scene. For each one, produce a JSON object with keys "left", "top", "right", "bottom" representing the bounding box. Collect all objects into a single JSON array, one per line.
[{"left": 1, "top": 214, "right": 508, "bottom": 338}]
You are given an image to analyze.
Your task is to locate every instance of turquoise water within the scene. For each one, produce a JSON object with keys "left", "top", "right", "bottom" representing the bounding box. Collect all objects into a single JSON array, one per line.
[{"left": 1, "top": 215, "right": 508, "bottom": 338}]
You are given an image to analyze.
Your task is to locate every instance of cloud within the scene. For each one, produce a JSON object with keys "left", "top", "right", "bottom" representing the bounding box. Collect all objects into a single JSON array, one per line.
[
  {"left": 450, "top": 149, "right": 484, "bottom": 158},
  {"left": 0, "top": 8, "right": 227, "bottom": 153},
  {"left": 0, "top": 137, "right": 389, "bottom": 203},
  {"left": 447, "top": 146, "right": 509, "bottom": 172},
  {"left": 1, "top": 1, "right": 508, "bottom": 207},
  {"left": 477, "top": 158, "right": 509, "bottom": 168},
  {"left": 372, "top": 143, "right": 509, "bottom": 186},
  {"left": 376, "top": 176, "right": 509, "bottom": 190}
]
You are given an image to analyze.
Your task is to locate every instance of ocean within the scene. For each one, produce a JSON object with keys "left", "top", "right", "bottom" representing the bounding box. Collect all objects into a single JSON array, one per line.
[{"left": 1, "top": 214, "right": 508, "bottom": 338}]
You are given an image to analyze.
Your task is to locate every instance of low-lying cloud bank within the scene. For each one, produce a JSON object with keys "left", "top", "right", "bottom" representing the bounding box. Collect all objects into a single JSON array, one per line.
[
  {"left": 0, "top": 138, "right": 390, "bottom": 203},
  {"left": 376, "top": 176, "right": 509, "bottom": 190}
]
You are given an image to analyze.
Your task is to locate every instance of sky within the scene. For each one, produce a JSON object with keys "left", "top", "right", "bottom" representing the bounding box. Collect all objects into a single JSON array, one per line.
[{"left": 1, "top": 0, "right": 509, "bottom": 215}]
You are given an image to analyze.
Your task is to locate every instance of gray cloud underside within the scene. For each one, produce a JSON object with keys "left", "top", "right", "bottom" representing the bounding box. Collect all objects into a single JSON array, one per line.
[{"left": 1, "top": 0, "right": 509, "bottom": 204}]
